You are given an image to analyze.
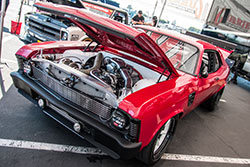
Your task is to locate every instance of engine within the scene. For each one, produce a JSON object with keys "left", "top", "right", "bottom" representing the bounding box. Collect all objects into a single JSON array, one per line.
[
  {"left": 60, "top": 53, "right": 141, "bottom": 97},
  {"left": 31, "top": 52, "right": 141, "bottom": 105},
  {"left": 91, "top": 57, "right": 141, "bottom": 98}
]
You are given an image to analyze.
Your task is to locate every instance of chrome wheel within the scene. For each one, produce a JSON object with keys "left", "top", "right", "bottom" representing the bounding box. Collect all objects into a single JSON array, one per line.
[
  {"left": 137, "top": 117, "right": 177, "bottom": 165},
  {"left": 153, "top": 118, "right": 172, "bottom": 154}
]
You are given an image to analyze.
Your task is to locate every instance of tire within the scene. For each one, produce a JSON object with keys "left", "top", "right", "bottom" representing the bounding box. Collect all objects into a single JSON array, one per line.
[
  {"left": 202, "top": 87, "right": 225, "bottom": 111},
  {"left": 137, "top": 117, "right": 178, "bottom": 165}
]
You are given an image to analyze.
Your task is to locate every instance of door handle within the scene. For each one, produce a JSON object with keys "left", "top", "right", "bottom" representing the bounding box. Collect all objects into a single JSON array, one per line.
[{"left": 215, "top": 77, "right": 219, "bottom": 81}]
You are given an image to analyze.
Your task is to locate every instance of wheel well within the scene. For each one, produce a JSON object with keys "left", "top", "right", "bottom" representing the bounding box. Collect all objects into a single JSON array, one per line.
[{"left": 177, "top": 112, "right": 184, "bottom": 119}]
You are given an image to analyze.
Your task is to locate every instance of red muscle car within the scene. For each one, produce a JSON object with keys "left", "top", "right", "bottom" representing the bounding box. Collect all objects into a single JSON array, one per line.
[{"left": 11, "top": 2, "right": 231, "bottom": 165}]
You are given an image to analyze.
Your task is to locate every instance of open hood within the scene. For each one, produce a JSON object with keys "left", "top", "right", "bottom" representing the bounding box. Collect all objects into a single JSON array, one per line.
[{"left": 34, "top": 2, "right": 179, "bottom": 77}]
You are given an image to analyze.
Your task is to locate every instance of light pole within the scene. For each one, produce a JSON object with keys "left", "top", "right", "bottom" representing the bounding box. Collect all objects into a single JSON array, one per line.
[
  {"left": 152, "top": 0, "right": 158, "bottom": 17},
  {"left": 157, "top": 0, "right": 167, "bottom": 26},
  {"left": 0, "top": 0, "right": 7, "bottom": 95}
]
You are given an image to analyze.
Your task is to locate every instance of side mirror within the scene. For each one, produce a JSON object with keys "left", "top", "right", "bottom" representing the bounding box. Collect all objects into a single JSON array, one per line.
[{"left": 201, "top": 70, "right": 208, "bottom": 78}]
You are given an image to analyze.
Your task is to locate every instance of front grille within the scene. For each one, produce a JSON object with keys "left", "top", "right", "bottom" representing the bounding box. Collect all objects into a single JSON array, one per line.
[
  {"left": 128, "top": 119, "right": 140, "bottom": 141},
  {"left": 129, "top": 122, "right": 139, "bottom": 137},
  {"left": 32, "top": 66, "right": 112, "bottom": 120},
  {"left": 28, "top": 17, "right": 61, "bottom": 41}
]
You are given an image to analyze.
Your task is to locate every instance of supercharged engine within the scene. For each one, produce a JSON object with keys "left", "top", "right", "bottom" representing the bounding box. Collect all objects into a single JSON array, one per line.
[{"left": 29, "top": 52, "right": 141, "bottom": 107}]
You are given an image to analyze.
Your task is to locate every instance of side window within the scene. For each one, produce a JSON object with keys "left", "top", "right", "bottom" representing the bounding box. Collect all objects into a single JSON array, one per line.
[
  {"left": 114, "top": 15, "right": 123, "bottom": 23},
  {"left": 113, "top": 12, "right": 126, "bottom": 23},
  {"left": 201, "top": 52, "right": 209, "bottom": 73},
  {"left": 214, "top": 51, "right": 222, "bottom": 71},
  {"left": 201, "top": 50, "right": 222, "bottom": 74}
]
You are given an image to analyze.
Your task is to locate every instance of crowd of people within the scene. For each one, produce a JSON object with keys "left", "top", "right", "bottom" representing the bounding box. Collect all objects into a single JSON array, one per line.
[{"left": 131, "top": 10, "right": 158, "bottom": 27}]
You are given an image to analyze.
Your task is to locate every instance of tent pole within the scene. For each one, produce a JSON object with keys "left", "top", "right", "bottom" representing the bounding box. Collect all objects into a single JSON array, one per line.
[{"left": 0, "top": 0, "right": 7, "bottom": 95}]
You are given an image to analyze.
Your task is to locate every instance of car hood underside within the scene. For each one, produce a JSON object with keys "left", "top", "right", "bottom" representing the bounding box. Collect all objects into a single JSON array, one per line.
[{"left": 34, "top": 2, "right": 179, "bottom": 77}]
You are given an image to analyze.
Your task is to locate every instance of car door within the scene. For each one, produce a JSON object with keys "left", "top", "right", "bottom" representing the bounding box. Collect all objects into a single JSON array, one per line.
[{"left": 195, "top": 50, "right": 223, "bottom": 105}]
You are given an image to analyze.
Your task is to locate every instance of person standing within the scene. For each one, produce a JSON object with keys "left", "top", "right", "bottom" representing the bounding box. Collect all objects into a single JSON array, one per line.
[
  {"left": 152, "top": 16, "right": 158, "bottom": 27},
  {"left": 131, "top": 10, "right": 144, "bottom": 25},
  {"left": 145, "top": 16, "right": 158, "bottom": 27}
]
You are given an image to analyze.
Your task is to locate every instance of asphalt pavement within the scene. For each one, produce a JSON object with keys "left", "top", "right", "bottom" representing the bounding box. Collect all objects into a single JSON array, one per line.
[
  {"left": 0, "top": 80, "right": 250, "bottom": 167},
  {"left": 0, "top": 0, "right": 31, "bottom": 98}
]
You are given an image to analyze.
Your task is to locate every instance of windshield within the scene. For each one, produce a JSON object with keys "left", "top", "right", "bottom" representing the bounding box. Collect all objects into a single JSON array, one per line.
[{"left": 146, "top": 30, "right": 199, "bottom": 74}]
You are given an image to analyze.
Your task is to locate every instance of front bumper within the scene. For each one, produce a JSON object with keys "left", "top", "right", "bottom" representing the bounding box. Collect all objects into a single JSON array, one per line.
[{"left": 11, "top": 71, "right": 141, "bottom": 159}]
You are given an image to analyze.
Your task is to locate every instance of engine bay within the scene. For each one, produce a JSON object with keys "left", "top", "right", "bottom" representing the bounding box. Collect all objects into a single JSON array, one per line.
[
  {"left": 58, "top": 52, "right": 142, "bottom": 97},
  {"left": 28, "top": 50, "right": 152, "bottom": 107}
]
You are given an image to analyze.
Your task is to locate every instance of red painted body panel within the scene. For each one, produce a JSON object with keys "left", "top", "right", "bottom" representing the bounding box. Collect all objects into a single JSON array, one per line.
[
  {"left": 119, "top": 58, "right": 229, "bottom": 148},
  {"left": 119, "top": 27, "right": 230, "bottom": 148},
  {"left": 119, "top": 74, "right": 196, "bottom": 148},
  {"left": 16, "top": 42, "right": 229, "bottom": 150},
  {"left": 15, "top": 2, "right": 230, "bottom": 151}
]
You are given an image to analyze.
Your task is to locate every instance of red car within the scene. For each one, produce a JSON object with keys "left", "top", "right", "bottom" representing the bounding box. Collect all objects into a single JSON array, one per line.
[{"left": 11, "top": 2, "right": 231, "bottom": 165}]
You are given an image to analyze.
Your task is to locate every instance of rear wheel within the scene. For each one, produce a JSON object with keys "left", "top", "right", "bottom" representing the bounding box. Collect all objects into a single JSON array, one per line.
[
  {"left": 137, "top": 117, "right": 177, "bottom": 165},
  {"left": 203, "top": 87, "right": 225, "bottom": 111}
]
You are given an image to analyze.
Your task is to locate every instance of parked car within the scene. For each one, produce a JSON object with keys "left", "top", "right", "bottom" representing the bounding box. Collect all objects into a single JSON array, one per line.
[
  {"left": 11, "top": 2, "right": 231, "bottom": 165},
  {"left": 228, "top": 52, "right": 250, "bottom": 83},
  {"left": 23, "top": 0, "right": 128, "bottom": 42}
]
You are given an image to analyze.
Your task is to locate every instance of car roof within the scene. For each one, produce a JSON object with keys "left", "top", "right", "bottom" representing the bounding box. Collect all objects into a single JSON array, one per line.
[{"left": 135, "top": 25, "right": 218, "bottom": 51}]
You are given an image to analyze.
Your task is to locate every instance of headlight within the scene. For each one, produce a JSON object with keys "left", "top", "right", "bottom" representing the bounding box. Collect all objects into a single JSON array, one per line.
[
  {"left": 111, "top": 110, "right": 128, "bottom": 129},
  {"left": 23, "top": 61, "right": 31, "bottom": 74},
  {"left": 17, "top": 56, "right": 30, "bottom": 73},
  {"left": 61, "top": 32, "right": 68, "bottom": 41}
]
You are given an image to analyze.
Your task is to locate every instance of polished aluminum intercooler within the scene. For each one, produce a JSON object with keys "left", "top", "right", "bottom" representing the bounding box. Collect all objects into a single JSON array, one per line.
[{"left": 32, "top": 66, "right": 113, "bottom": 120}]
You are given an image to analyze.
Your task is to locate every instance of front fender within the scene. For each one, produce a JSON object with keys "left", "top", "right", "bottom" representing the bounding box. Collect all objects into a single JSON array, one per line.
[
  {"left": 143, "top": 109, "right": 183, "bottom": 149},
  {"left": 136, "top": 100, "right": 185, "bottom": 149},
  {"left": 119, "top": 77, "right": 192, "bottom": 149}
]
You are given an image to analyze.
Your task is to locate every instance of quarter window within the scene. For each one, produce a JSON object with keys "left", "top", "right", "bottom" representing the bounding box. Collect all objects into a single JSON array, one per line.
[{"left": 201, "top": 50, "right": 222, "bottom": 74}]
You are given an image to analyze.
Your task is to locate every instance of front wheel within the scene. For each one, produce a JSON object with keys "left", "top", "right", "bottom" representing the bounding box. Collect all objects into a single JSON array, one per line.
[{"left": 137, "top": 117, "right": 177, "bottom": 165}]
